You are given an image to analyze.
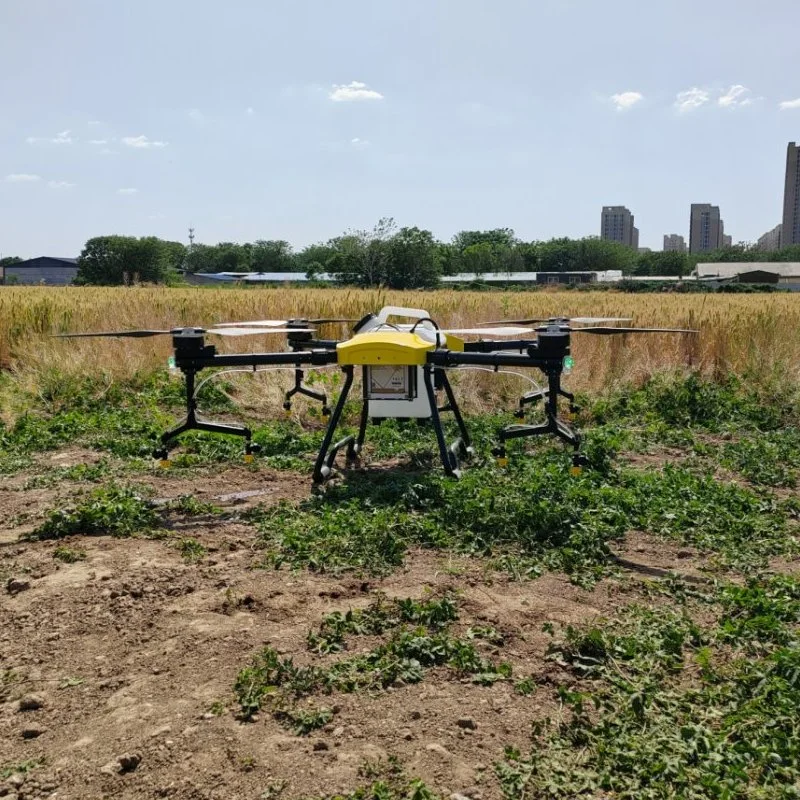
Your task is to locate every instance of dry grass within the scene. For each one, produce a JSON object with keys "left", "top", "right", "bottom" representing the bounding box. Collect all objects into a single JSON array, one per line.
[{"left": 2, "top": 286, "right": 799, "bottom": 418}]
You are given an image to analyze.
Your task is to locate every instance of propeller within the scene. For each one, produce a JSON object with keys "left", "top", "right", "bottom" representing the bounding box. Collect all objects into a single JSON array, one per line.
[
  {"left": 441, "top": 326, "right": 536, "bottom": 337},
  {"left": 54, "top": 326, "right": 315, "bottom": 339},
  {"left": 215, "top": 317, "right": 357, "bottom": 328},
  {"left": 478, "top": 316, "right": 632, "bottom": 326},
  {"left": 571, "top": 326, "right": 698, "bottom": 335}
]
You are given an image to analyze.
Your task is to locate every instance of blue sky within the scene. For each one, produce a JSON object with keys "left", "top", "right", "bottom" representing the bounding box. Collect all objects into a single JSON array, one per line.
[{"left": 1, "top": 0, "right": 799, "bottom": 258}]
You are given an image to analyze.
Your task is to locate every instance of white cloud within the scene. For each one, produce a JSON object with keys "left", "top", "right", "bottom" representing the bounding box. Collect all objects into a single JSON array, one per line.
[
  {"left": 718, "top": 85, "right": 752, "bottom": 108},
  {"left": 5, "top": 173, "right": 41, "bottom": 182},
  {"left": 47, "top": 180, "right": 75, "bottom": 189},
  {"left": 350, "top": 137, "right": 370, "bottom": 148},
  {"left": 117, "top": 187, "right": 138, "bottom": 194},
  {"left": 26, "top": 129, "right": 74, "bottom": 144},
  {"left": 675, "top": 87, "right": 710, "bottom": 112},
  {"left": 89, "top": 139, "right": 108, "bottom": 145},
  {"left": 100, "top": 148, "right": 117, "bottom": 155},
  {"left": 610, "top": 91, "right": 643, "bottom": 111},
  {"left": 122, "top": 135, "right": 168, "bottom": 149},
  {"left": 779, "top": 98, "right": 800, "bottom": 110},
  {"left": 88, "top": 120, "right": 102, "bottom": 125},
  {"left": 246, "top": 107, "right": 255, "bottom": 116},
  {"left": 188, "top": 108, "right": 204, "bottom": 123},
  {"left": 329, "top": 80, "right": 384, "bottom": 102}
]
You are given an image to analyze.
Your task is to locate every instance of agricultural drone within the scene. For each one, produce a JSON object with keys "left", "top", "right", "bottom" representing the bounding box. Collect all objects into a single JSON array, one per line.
[{"left": 57, "top": 308, "right": 696, "bottom": 482}]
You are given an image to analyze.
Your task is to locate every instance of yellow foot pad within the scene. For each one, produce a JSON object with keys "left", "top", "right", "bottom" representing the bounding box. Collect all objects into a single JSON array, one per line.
[
  {"left": 570, "top": 465, "right": 583, "bottom": 476},
  {"left": 496, "top": 457, "right": 509, "bottom": 467},
  {"left": 244, "top": 454, "right": 255, "bottom": 464},
  {"left": 159, "top": 459, "right": 171, "bottom": 469}
]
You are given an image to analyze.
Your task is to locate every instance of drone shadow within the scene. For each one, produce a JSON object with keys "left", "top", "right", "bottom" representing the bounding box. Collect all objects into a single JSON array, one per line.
[{"left": 316, "top": 461, "right": 444, "bottom": 509}]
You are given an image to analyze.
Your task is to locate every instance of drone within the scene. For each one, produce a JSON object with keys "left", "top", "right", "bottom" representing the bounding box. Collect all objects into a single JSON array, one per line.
[{"left": 56, "top": 308, "right": 696, "bottom": 482}]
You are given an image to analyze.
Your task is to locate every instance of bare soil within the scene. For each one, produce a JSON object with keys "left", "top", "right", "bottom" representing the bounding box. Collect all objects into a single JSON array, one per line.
[{"left": 1, "top": 459, "right": 706, "bottom": 800}]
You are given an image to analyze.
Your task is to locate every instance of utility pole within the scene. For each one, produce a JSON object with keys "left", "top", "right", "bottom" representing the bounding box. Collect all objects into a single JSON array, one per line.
[{"left": 188, "top": 226, "right": 195, "bottom": 253}]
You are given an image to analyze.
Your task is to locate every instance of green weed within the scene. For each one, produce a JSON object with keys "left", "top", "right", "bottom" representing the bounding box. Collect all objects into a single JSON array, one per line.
[
  {"left": 52, "top": 546, "right": 87, "bottom": 563},
  {"left": 28, "top": 483, "right": 160, "bottom": 540},
  {"left": 177, "top": 537, "right": 207, "bottom": 563}
]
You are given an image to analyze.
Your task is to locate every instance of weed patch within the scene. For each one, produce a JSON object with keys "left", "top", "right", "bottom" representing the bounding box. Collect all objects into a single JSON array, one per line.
[
  {"left": 234, "top": 595, "right": 511, "bottom": 726},
  {"left": 27, "top": 483, "right": 160, "bottom": 540}
]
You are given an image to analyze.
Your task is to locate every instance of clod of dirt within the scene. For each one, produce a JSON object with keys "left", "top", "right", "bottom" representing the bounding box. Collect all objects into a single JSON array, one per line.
[
  {"left": 17, "top": 693, "right": 46, "bottom": 712},
  {"left": 6, "top": 577, "right": 31, "bottom": 595},
  {"left": 101, "top": 753, "right": 141, "bottom": 775},
  {"left": 312, "top": 741, "right": 329, "bottom": 752},
  {"left": 450, "top": 794, "right": 473, "bottom": 800},
  {"left": 426, "top": 743, "right": 454, "bottom": 759},
  {"left": 7, "top": 773, "right": 26, "bottom": 789},
  {"left": 21, "top": 725, "right": 46, "bottom": 739},
  {"left": 400, "top": 728, "right": 414, "bottom": 740},
  {"left": 456, "top": 718, "right": 477, "bottom": 730}
]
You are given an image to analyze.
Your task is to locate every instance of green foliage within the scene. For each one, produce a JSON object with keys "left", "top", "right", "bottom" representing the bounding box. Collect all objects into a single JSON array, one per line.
[
  {"left": 177, "top": 537, "right": 207, "bottom": 563},
  {"left": 29, "top": 483, "right": 159, "bottom": 540},
  {"left": 719, "top": 430, "right": 800, "bottom": 487},
  {"left": 718, "top": 575, "right": 800, "bottom": 647},
  {"left": 234, "top": 595, "right": 509, "bottom": 719},
  {"left": 52, "top": 546, "right": 87, "bottom": 563},
  {"left": 76, "top": 235, "right": 184, "bottom": 285},
  {"left": 0, "top": 758, "right": 45, "bottom": 779},
  {"left": 279, "top": 706, "right": 334, "bottom": 736},
  {"left": 307, "top": 595, "right": 458, "bottom": 653},
  {"left": 498, "top": 592, "right": 800, "bottom": 799}
]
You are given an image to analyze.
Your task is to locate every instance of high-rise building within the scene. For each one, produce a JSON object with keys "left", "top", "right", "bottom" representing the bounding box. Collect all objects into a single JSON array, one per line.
[
  {"left": 601, "top": 206, "right": 637, "bottom": 248},
  {"left": 782, "top": 142, "right": 800, "bottom": 247},
  {"left": 722, "top": 233, "right": 732, "bottom": 249},
  {"left": 663, "top": 234, "right": 686, "bottom": 252},
  {"left": 689, "top": 204, "right": 724, "bottom": 253},
  {"left": 758, "top": 224, "right": 783, "bottom": 251}
]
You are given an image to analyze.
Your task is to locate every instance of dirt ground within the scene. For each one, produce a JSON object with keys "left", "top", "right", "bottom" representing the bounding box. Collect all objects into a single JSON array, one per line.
[{"left": 1, "top": 460, "right": 704, "bottom": 800}]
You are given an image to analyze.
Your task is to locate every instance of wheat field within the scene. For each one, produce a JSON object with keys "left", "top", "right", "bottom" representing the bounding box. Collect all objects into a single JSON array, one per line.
[{"left": 1, "top": 286, "right": 799, "bottom": 419}]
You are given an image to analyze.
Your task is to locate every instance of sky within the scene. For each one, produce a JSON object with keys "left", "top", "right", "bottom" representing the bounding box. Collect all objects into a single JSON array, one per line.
[{"left": 1, "top": 0, "right": 799, "bottom": 258}]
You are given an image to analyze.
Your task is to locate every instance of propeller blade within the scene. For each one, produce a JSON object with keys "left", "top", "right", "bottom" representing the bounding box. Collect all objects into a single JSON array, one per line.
[
  {"left": 478, "top": 316, "right": 633, "bottom": 326},
  {"left": 53, "top": 329, "right": 173, "bottom": 338},
  {"left": 208, "top": 327, "right": 315, "bottom": 336},
  {"left": 476, "top": 318, "right": 550, "bottom": 326},
  {"left": 309, "top": 318, "right": 358, "bottom": 325},
  {"left": 443, "top": 326, "right": 536, "bottom": 337},
  {"left": 213, "top": 319, "right": 294, "bottom": 328},
  {"left": 567, "top": 317, "right": 633, "bottom": 325},
  {"left": 572, "top": 326, "right": 698, "bottom": 335}
]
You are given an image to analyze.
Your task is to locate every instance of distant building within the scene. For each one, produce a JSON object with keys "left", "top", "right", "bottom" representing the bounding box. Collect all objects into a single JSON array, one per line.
[
  {"left": 782, "top": 142, "right": 800, "bottom": 247},
  {"left": 758, "top": 224, "right": 783, "bottom": 252},
  {"left": 695, "top": 262, "right": 800, "bottom": 290},
  {"left": 440, "top": 270, "right": 624, "bottom": 285},
  {"left": 663, "top": 234, "right": 686, "bottom": 252},
  {"left": 1, "top": 256, "right": 78, "bottom": 285},
  {"left": 601, "top": 206, "right": 637, "bottom": 248},
  {"left": 722, "top": 233, "right": 732, "bottom": 248},
  {"left": 689, "top": 204, "right": 724, "bottom": 253},
  {"left": 638, "top": 247, "right": 652, "bottom": 253}
]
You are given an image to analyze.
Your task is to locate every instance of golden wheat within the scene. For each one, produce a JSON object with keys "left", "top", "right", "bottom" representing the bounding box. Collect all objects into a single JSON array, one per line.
[{"left": 2, "top": 286, "right": 800, "bottom": 419}]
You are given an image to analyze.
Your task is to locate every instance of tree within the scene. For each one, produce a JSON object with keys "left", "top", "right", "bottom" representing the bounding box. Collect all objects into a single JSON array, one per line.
[
  {"left": 0, "top": 256, "right": 22, "bottom": 267},
  {"left": 295, "top": 243, "right": 339, "bottom": 278},
  {"left": 326, "top": 218, "right": 396, "bottom": 286},
  {"left": 452, "top": 228, "right": 517, "bottom": 251},
  {"left": 383, "top": 226, "right": 442, "bottom": 289},
  {"left": 76, "top": 236, "right": 184, "bottom": 285},
  {"left": 250, "top": 240, "right": 296, "bottom": 272},
  {"left": 633, "top": 250, "right": 689, "bottom": 277}
]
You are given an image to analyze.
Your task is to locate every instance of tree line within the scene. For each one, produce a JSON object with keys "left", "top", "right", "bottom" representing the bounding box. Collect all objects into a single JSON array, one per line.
[{"left": 6, "top": 222, "right": 800, "bottom": 288}]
